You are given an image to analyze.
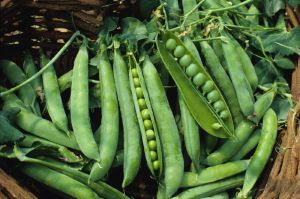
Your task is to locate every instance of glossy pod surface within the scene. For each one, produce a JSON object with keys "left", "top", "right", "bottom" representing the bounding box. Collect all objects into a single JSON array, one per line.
[{"left": 157, "top": 31, "right": 234, "bottom": 138}]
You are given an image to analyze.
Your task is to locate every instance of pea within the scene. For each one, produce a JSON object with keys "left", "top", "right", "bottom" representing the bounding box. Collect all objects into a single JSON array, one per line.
[
  {"left": 174, "top": 45, "right": 185, "bottom": 58},
  {"left": 207, "top": 90, "right": 220, "bottom": 103},
  {"left": 146, "top": 129, "right": 155, "bottom": 140},
  {"left": 141, "top": 109, "right": 150, "bottom": 120},
  {"left": 186, "top": 64, "right": 200, "bottom": 77},
  {"left": 213, "top": 101, "right": 225, "bottom": 112},
  {"left": 153, "top": 160, "right": 160, "bottom": 170},
  {"left": 212, "top": 123, "right": 222, "bottom": 130},
  {"left": 179, "top": 55, "right": 192, "bottom": 68},
  {"left": 166, "top": 39, "right": 177, "bottom": 51},
  {"left": 131, "top": 68, "right": 138, "bottom": 78},
  {"left": 133, "top": 78, "right": 140, "bottom": 87},
  {"left": 220, "top": 110, "right": 229, "bottom": 120},
  {"left": 135, "top": 87, "right": 144, "bottom": 99},
  {"left": 148, "top": 140, "right": 157, "bottom": 150},
  {"left": 192, "top": 73, "right": 206, "bottom": 86},
  {"left": 144, "top": 119, "right": 153, "bottom": 130},
  {"left": 150, "top": 150, "right": 158, "bottom": 161},
  {"left": 202, "top": 80, "right": 214, "bottom": 94},
  {"left": 138, "top": 99, "right": 147, "bottom": 110}
]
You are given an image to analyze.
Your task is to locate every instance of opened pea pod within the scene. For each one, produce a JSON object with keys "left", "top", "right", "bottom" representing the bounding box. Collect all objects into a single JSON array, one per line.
[{"left": 157, "top": 31, "right": 234, "bottom": 138}]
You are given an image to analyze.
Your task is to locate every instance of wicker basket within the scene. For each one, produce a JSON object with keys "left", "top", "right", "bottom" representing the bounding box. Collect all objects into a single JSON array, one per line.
[{"left": 0, "top": 1, "right": 300, "bottom": 199}]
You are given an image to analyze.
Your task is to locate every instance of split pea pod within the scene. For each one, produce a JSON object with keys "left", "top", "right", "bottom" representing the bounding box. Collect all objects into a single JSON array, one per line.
[
  {"left": 113, "top": 46, "right": 142, "bottom": 188},
  {"left": 90, "top": 45, "right": 119, "bottom": 181},
  {"left": 0, "top": 60, "right": 41, "bottom": 116},
  {"left": 40, "top": 51, "right": 69, "bottom": 134},
  {"left": 178, "top": 91, "right": 200, "bottom": 171},
  {"left": 143, "top": 57, "right": 184, "bottom": 197},
  {"left": 70, "top": 42, "right": 100, "bottom": 160},
  {"left": 172, "top": 174, "right": 244, "bottom": 199},
  {"left": 199, "top": 40, "right": 243, "bottom": 126},
  {"left": 205, "top": 89, "right": 276, "bottom": 166},
  {"left": 237, "top": 109, "right": 278, "bottom": 199},
  {"left": 21, "top": 164, "right": 102, "bottom": 199},
  {"left": 129, "top": 54, "right": 163, "bottom": 177},
  {"left": 181, "top": 160, "right": 249, "bottom": 188},
  {"left": 157, "top": 31, "right": 234, "bottom": 138},
  {"left": 221, "top": 31, "right": 254, "bottom": 117}
]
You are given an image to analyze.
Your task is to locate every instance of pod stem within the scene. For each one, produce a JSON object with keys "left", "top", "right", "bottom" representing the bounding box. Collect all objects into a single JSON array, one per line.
[{"left": 0, "top": 31, "right": 80, "bottom": 97}]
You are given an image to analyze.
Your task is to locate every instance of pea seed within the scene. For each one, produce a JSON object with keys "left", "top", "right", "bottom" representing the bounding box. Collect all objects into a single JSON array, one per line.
[
  {"left": 202, "top": 80, "right": 214, "bottom": 94},
  {"left": 144, "top": 119, "right": 153, "bottom": 130},
  {"left": 212, "top": 123, "right": 222, "bottom": 130},
  {"left": 220, "top": 110, "right": 229, "bottom": 120},
  {"left": 186, "top": 64, "right": 199, "bottom": 77},
  {"left": 174, "top": 45, "right": 185, "bottom": 58},
  {"left": 146, "top": 129, "right": 155, "bottom": 140},
  {"left": 153, "top": 160, "right": 160, "bottom": 170},
  {"left": 148, "top": 140, "right": 157, "bottom": 150},
  {"left": 135, "top": 87, "right": 144, "bottom": 99},
  {"left": 141, "top": 109, "right": 150, "bottom": 120},
  {"left": 213, "top": 101, "right": 225, "bottom": 112},
  {"left": 207, "top": 90, "right": 220, "bottom": 103},
  {"left": 150, "top": 150, "right": 158, "bottom": 161},
  {"left": 133, "top": 77, "right": 140, "bottom": 87},
  {"left": 131, "top": 68, "right": 138, "bottom": 78},
  {"left": 138, "top": 99, "right": 147, "bottom": 110},
  {"left": 192, "top": 73, "right": 206, "bottom": 86},
  {"left": 179, "top": 55, "right": 192, "bottom": 68},
  {"left": 166, "top": 39, "right": 177, "bottom": 51}
]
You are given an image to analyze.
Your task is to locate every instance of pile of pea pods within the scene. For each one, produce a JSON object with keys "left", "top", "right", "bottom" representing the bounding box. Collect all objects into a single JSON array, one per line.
[{"left": 0, "top": 0, "right": 297, "bottom": 198}]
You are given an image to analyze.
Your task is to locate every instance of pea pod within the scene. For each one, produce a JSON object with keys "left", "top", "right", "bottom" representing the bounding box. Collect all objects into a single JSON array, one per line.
[
  {"left": 157, "top": 31, "right": 234, "bottom": 138},
  {"left": 246, "top": 5, "right": 260, "bottom": 25},
  {"left": 143, "top": 56, "right": 184, "bottom": 197},
  {"left": 90, "top": 45, "right": 119, "bottom": 181},
  {"left": 201, "top": 192, "right": 229, "bottom": 199},
  {"left": 129, "top": 54, "right": 163, "bottom": 177},
  {"left": 113, "top": 46, "right": 142, "bottom": 188},
  {"left": 237, "top": 109, "right": 278, "bottom": 199},
  {"left": 70, "top": 43, "right": 100, "bottom": 160}
]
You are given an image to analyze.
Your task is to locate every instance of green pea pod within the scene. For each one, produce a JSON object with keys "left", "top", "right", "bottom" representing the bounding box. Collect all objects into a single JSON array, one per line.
[
  {"left": 113, "top": 46, "right": 142, "bottom": 188},
  {"left": 238, "top": 109, "right": 278, "bottom": 199},
  {"left": 182, "top": 0, "right": 198, "bottom": 24},
  {"left": 230, "top": 129, "right": 261, "bottom": 161},
  {"left": 200, "top": 40, "right": 243, "bottom": 126},
  {"left": 143, "top": 57, "right": 184, "bottom": 197},
  {"left": 40, "top": 51, "right": 69, "bottom": 135},
  {"left": 23, "top": 50, "right": 43, "bottom": 100},
  {"left": 183, "top": 37, "right": 203, "bottom": 65},
  {"left": 129, "top": 55, "right": 163, "bottom": 177},
  {"left": 205, "top": 134, "right": 218, "bottom": 155},
  {"left": 221, "top": 32, "right": 254, "bottom": 117},
  {"left": 246, "top": 5, "right": 260, "bottom": 25},
  {"left": 157, "top": 31, "right": 234, "bottom": 138},
  {"left": 181, "top": 160, "right": 249, "bottom": 188},
  {"left": 90, "top": 46, "right": 119, "bottom": 181},
  {"left": 178, "top": 91, "right": 200, "bottom": 171},
  {"left": 70, "top": 43, "right": 100, "bottom": 160},
  {"left": 0, "top": 60, "right": 41, "bottom": 116},
  {"left": 205, "top": 89, "right": 276, "bottom": 166},
  {"left": 172, "top": 174, "right": 244, "bottom": 199},
  {"left": 201, "top": 192, "right": 229, "bottom": 199}
]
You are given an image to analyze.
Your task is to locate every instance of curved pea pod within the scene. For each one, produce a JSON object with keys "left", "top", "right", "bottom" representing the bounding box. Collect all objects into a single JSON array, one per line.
[
  {"left": 157, "top": 31, "right": 234, "bottom": 138},
  {"left": 129, "top": 55, "right": 163, "bottom": 177},
  {"left": 238, "top": 109, "right": 278, "bottom": 199}
]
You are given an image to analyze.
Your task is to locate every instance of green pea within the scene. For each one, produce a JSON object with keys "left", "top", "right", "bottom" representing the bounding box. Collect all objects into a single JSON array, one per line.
[
  {"left": 202, "top": 80, "right": 214, "bottom": 94},
  {"left": 138, "top": 99, "right": 147, "bottom": 110},
  {"left": 153, "top": 160, "right": 160, "bottom": 170},
  {"left": 135, "top": 87, "right": 144, "bottom": 99},
  {"left": 150, "top": 150, "right": 158, "bottom": 161},
  {"left": 174, "top": 45, "right": 185, "bottom": 58},
  {"left": 220, "top": 110, "right": 229, "bottom": 120},
  {"left": 192, "top": 73, "right": 206, "bottom": 86},
  {"left": 146, "top": 129, "right": 155, "bottom": 140},
  {"left": 141, "top": 109, "right": 150, "bottom": 120},
  {"left": 148, "top": 140, "right": 157, "bottom": 150},
  {"left": 131, "top": 68, "right": 138, "bottom": 78},
  {"left": 166, "top": 39, "right": 177, "bottom": 51},
  {"left": 186, "top": 64, "right": 200, "bottom": 77},
  {"left": 144, "top": 119, "right": 153, "bottom": 130},
  {"left": 212, "top": 123, "right": 222, "bottom": 130},
  {"left": 133, "top": 78, "right": 140, "bottom": 87},
  {"left": 179, "top": 55, "right": 192, "bottom": 68},
  {"left": 207, "top": 90, "right": 220, "bottom": 103},
  {"left": 213, "top": 101, "right": 225, "bottom": 112}
]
